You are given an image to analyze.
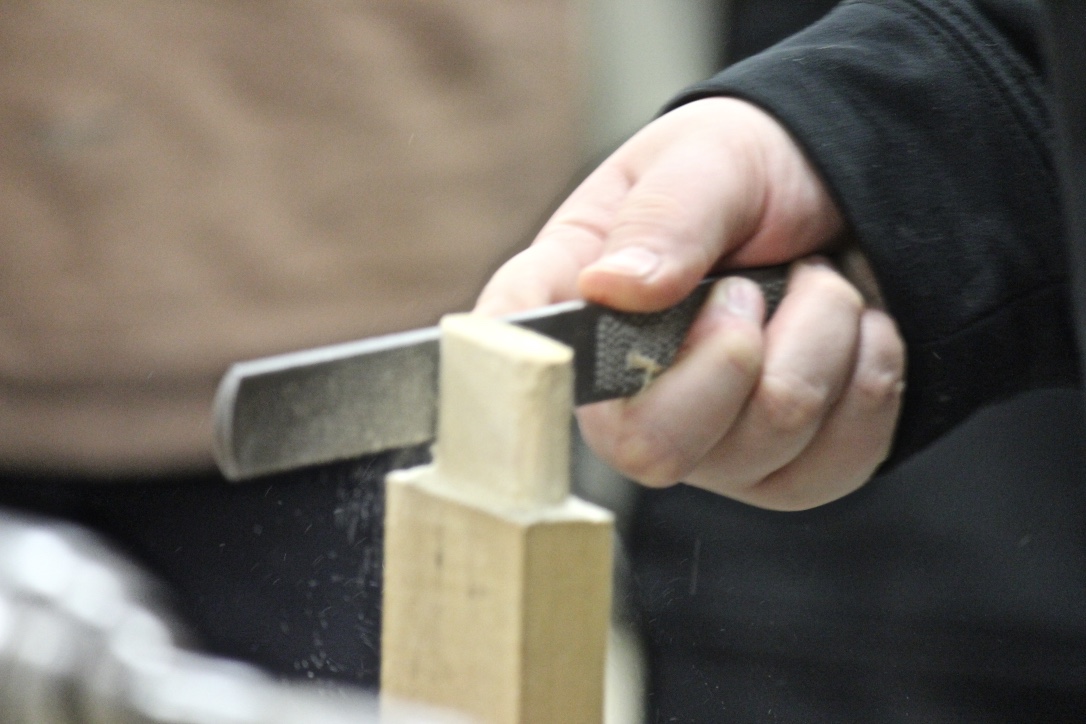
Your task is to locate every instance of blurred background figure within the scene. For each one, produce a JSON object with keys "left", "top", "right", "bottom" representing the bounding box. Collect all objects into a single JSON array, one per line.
[
  {"left": 0, "top": 0, "right": 582, "bottom": 696},
  {"left": 0, "top": 1, "right": 578, "bottom": 473}
]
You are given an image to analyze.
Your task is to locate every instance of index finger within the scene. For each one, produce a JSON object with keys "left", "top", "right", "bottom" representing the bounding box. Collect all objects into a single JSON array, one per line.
[{"left": 473, "top": 161, "right": 632, "bottom": 316}]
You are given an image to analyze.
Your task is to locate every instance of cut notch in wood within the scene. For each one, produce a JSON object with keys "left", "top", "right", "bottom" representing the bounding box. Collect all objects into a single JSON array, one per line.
[{"left": 381, "top": 313, "right": 613, "bottom": 723}]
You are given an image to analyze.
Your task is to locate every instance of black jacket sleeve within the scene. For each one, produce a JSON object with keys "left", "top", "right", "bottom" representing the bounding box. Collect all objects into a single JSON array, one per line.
[{"left": 667, "top": 0, "right": 1079, "bottom": 465}]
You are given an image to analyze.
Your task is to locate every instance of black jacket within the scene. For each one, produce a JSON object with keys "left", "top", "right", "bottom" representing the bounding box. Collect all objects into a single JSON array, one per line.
[
  {"left": 670, "top": 0, "right": 1080, "bottom": 465},
  {"left": 628, "top": 3, "right": 1086, "bottom": 720}
]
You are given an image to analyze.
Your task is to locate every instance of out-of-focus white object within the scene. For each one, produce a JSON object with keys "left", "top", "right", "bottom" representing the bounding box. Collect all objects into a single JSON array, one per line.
[{"left": 0, "top": 510, "right": 470, "bottom": 723}]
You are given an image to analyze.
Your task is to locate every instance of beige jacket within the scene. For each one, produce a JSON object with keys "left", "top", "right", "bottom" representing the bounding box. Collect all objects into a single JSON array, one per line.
[{"left": 0, "top": 1, "right": 580, "bottom": 473}]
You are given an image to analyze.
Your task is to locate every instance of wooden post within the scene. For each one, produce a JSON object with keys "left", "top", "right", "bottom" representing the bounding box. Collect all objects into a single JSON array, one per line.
[{"left": 380, "top": 314, "right": 614, "bottom": 723}]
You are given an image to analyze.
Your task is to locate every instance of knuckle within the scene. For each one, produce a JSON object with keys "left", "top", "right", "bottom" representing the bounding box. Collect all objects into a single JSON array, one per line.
[
  {"left": 689, "top": 304, "right": 764, "bottom": 370},
  {"left": 798, "top": 263, "right": 865, "bottom": 313},
  {"left": 852, "top": 364, "right": 905, "bottom": 410},
  {"left": 819, "top": 270, "right": 865, "bottom": 312},
  {"left": 606, "top": 421, "right": 691, "bottom": 488},
  {"left": 611, "top": 190, "right": 686, "bottom": 236},
  {"left": 853, "top": 310, "right": 907, "bottom": 408},
  {"left": 756, "top": 372, "right": 827, "bottom": 436},
  {"left": 579, "top": 400, "right": 697, "bottom": 489},
  {"left": 718, "top": 327, "right": 764, "bottom": 378},
  {"left": 544, "top": 216, "right": 610, "bottom": 250}
]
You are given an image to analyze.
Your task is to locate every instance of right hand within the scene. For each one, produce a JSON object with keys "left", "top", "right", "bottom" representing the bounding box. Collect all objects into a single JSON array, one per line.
[{"left": 476, "top": 98, "right": 906, "bottom": 511}]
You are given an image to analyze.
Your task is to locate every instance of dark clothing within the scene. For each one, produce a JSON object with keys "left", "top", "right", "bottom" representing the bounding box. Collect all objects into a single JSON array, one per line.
[
  {"left": 630, "top": 390, "right": 1086, "bottom": 722},
  {"left": 672, "top": 0, "right": 1080, "bottom": 467},
  {"left": 1047, "top": 1, "right": 1086, "bottom": 366},
  {"left": 0, "top": 447, "right": 428, "bottom": 687},
  {"left": 627, "top": 1, "right": 1086, "bottom": 720}
]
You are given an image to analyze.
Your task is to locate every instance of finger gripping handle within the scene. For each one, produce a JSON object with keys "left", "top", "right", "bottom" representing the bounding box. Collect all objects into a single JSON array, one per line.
[{"left": 585, "top": 265, "right": 787, "bottom": 403}]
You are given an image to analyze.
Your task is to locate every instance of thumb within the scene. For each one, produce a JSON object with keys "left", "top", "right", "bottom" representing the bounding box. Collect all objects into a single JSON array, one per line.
[{"left": 578, "top": 105, "right": 767, "bottom": 312}]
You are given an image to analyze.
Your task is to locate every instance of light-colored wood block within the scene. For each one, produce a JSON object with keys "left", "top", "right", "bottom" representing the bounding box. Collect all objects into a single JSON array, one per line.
[
  {"left": 381, "top": 314, "right": 614, "bottom": 723},
  {"left": 433, "top": 313, "right": 574, "bottom": 508}
]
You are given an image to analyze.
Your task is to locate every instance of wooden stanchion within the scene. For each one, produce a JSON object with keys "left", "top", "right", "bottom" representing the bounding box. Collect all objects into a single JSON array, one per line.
[{"left": 381, "top": 314, "right": 614, "bottom": 723}]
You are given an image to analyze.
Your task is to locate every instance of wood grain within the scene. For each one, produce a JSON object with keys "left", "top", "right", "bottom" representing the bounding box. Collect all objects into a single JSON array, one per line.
[{"left": 381, "top": 314, "right": 614, "bottom": 723}]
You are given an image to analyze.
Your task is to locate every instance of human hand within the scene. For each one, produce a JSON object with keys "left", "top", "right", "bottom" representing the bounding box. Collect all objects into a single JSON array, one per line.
[{"left": 475, "top": 98, "right": 905, "bottom": 510}]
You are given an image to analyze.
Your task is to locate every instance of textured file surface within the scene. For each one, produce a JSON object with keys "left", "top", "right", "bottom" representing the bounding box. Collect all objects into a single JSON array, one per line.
[{"left": 214, "top": 267, "right": 787, "bottom": 480}]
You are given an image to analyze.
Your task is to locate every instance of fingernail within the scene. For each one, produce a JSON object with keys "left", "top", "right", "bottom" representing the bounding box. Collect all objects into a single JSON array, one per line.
[
  {"left": 714, "top": 277, "right": 762, "bottom": 322},
  {"left": 587, "top": 247, "right": 660, "bottom": 278}
]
